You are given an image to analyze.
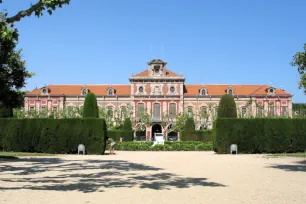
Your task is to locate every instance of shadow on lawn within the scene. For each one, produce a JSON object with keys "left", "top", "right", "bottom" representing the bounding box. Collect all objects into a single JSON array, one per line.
[
  {"left": 0, "top": 157, "right": 226, "bottom": 193},
  {"left": 269, "top": 160, "right": 306, "bottom": 172}
]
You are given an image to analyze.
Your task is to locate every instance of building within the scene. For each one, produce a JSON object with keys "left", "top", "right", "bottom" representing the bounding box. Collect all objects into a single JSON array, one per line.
[{"left": 25, "top": 59, "right": 292, "bottom": 140}]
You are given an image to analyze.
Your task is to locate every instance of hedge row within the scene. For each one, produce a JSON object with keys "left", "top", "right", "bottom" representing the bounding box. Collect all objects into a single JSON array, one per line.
[
  {"left": 216, "top": 118, "right": 306, "bottom": 153},
  {"left": 106, "top": 141, "right": 212, "bottom": 151},
  {"left": 0, "top": 119, "right": 106, "bottom": 154},
  {"left": 180, "top": 130, "right": 213, "bottom": 142},
  {"left": 107, "top": 130, "right": 134, "bottom": 141}
]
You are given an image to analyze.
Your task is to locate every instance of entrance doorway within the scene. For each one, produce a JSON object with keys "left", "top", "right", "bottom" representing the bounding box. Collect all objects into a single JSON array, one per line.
[{"left": 151, "top": 123, "right": 162, "bottom": 141}]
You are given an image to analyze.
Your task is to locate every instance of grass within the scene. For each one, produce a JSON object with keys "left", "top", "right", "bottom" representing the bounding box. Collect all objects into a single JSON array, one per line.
[
  {"left": 0, "top": 151, "right": 54, "bottom": 159},
  {"left": 267, "top": 152, "right": 306, "bottom": 158}
]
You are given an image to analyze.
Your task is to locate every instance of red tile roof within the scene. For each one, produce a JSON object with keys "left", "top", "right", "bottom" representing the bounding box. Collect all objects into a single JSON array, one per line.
[
  {"left": 25, "top": 85, "right": 131, "bottom": 96},
  {"left": 184, "top": 84, "right": 291, "bottom": 96},
  {"left": 134, "top": 68, "right": 181, "bottom": 77}
]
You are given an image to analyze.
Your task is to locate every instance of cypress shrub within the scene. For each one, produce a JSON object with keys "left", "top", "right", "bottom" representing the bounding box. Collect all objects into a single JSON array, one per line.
[
  {"left": 123, "top": 118, "right": 132, "bottom": 131},
  {"left": 83, "top": 92, "right": 99, "bottom": 118},
  {"left": 184, "top": 118, "right": 195, "bottom": 132},
  {"left": 217, "top": 94, "right": 237, "bottom": 118}
]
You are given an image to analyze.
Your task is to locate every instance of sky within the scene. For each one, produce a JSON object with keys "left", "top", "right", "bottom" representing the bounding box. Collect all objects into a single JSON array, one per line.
[{"left": 1, "top": 0, "right": 306, "bottom": 102}]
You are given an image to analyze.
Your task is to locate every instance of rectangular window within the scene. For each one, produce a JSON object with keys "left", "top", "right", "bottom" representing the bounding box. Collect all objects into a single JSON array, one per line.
[
  {"left": 241, "top": 107, "right": 247, "bottom": 118},
  {"left": 282, "top": 106, "right": 288, "bottom": 117},
  {"left": 257, "top": 106, "right": 263, "bottom": 117},
  {"left": 121, "top": 107, "right": 127, "bottom": 119},
  {"left": 188, "top": 106, "right": 193, "bottom": 117},
  {"left": 137, "top": 103, "right": 145, "bottom": 119},
  {"left": 169, "top": 103, "right": 176, "bottom": 118},
  {"left": 200, "top": 106, "right": 207, "bottom": 115},
  {"left": 29, "top": 106, "right": 35, "bottom": 112},
  {"left": 153, "top": 103, "right": 160, "bottom": 120},
  {"left": 107, "top": 107, "right": 113, "bottom": 118},
  {"left": 269, "top": 105, "right": 275, "bottom": 117},
  {"left": 53, "top": 107, "right": 58, "bottom": 113}
]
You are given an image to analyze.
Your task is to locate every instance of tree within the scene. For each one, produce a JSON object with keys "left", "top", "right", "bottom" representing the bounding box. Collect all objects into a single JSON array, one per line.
[
  {"left": 291, "top": 43, "right": 306, "bottom": 94},
  {"left": 218, "top": 94, "right": 237, "bottom": 118},
  {"left": 0, "top": 1, "right": 70, "bottom": 117},
  {"left": 172, "top": 112, "right": 188, "bottom": 132},
  {"left": 83, "top": 92, "right": 99, "bottom": 118}
]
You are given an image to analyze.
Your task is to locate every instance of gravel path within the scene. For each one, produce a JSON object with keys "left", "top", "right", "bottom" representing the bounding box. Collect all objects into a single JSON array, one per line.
[{"left": 0, "top": 151, "right": 305, "bottom": 204}]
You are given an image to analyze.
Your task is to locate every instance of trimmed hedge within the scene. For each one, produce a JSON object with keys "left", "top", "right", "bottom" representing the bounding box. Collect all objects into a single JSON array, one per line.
[
  {"left": 106, "top": 141, "right": 212, "bottom": 151},
  {"left": 180, "top": 130, "right": 213, "bottom": 142},
  {"left": 0, "top": 119, "right": 106, "bottom": 154},
  {"left": 215, "top": 118, "right": 306, "bottom": 154},
  {"left": 107, "top": 130, "right": 134, "bottom": 142}
]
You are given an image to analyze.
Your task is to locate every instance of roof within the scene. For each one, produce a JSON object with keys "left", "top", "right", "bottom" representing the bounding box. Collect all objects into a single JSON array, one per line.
[
  {"left": 134, "top": 68, "right": 181, "bottom": 77},
  {"left": 184, "top": 84, "right": 291, "bottom": 96},
  {"left": 25, "top": 85, "right": 131, "bottom": 96}
]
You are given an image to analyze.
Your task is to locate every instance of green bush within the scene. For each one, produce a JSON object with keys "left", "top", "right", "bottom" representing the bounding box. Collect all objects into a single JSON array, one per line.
[
  {"left": 105, "top": 141, "right": 212, "bottom": 151},
  {"left": 0, "top": 119, "right": 106, "bottom": 154},
  {"left": 184, "top": 117, "right": 195, "bottom": 132},
  {"left": 180, "top": 130, "right": 212, "bottom": 142},
  {"left": 83, "top": 92, "right": 99, "bottom": 118},
  {"left": 217, "top": 94, "right": 237, "bottom": 118},
  {"left": 123, "top": 118, "right": 132, "bottom": 131},
  {"left": 107, "top": 130, "right": 134, "bottom": 142},
  {"left": 215, "top": 118, "right": 306, "bottom": 154}
]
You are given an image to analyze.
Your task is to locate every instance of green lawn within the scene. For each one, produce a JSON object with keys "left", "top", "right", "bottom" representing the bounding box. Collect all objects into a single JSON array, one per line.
[
  {"left": 267, "top": 152, "right": 306, "bottom": 158},
  {"left": 0, "top": 152, "right": 54, "bottom": 159}
]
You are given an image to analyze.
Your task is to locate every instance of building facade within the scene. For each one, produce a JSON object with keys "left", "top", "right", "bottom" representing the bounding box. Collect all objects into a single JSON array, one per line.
[{"left": 25, "top": 59, "right": 293, "bottom": 140}]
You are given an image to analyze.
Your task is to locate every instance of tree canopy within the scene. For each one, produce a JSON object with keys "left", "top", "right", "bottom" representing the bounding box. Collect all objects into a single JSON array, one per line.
[
  {"left": 291, "top": 43, "right": 306, "bottom": 94},
  {"left": 0, "top": 0, "right": 70, "bottom": 117}
]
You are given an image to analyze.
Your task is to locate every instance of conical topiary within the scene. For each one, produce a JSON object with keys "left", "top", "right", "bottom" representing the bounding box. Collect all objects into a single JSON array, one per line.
[
  {"left": 123, "top": 118, "right": 132, "bottom": 131},
  {"left": 83, "top": 92, "right": 99, "bottom": 118},
  {"left": 217, "top": 94, "right": 237, "bottom": 118}
]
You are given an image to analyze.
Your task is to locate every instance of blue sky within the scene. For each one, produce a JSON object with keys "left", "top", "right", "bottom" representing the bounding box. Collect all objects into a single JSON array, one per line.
[{"left": 2, "top": 0, "right": 306, "bottom": 102}]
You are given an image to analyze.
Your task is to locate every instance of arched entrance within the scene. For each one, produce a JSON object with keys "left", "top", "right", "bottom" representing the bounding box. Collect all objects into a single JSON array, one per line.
[{"left": 151, "top": 123, "right": 162, "bottom": 141}]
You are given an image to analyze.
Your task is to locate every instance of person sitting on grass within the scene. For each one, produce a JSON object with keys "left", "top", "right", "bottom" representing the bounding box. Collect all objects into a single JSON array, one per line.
[{"left": 108, "top": 138, "right": 116, "bottom": 155}]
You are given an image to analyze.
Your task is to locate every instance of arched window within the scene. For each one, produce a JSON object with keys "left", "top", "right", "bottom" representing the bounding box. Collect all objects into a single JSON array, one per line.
[
  {"left": 108, "top": 89, "right": 114, "bottom": 96},
  {"left": 42, "top": 88, "right": 48, "bottom": 95},
  {"left": 107, "top": 106, "right": 113, "bottom": 118},
  {"left": 227, "top": 89, "right": 233, "bottom": 95},
  {"left": 139, "top": 86, "right": 144, "bottom": 93},
  {"left": 170, "top": 86, "right": 175, "bottom": 93},
  {"left": 200, "top": 89, "right": 206, "bottom": 96},
  {"left": 81, "top": 89, "right": 87, "bottom": 96}
]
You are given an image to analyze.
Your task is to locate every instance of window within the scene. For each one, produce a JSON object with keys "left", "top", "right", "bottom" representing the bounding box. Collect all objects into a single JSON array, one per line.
[
  {"left": 188, "top": 106, "right": 193, "bottom": 117},
  {"left": 169, "top": 103, "right": 176, "bottom": 118},
  {"left": 241, "top": 107, "right": 247, "bottom": 118},
  {"left": 215, "top": 107, "right": 218, "bottom": 117},
  {"left": 137, "top": 103, "right": 145, "bottom": 119},
  {"left": 153, "top": 66, "right": 160, "bottom": 74},
  {"left": 201, "top": 89, "right": 206, "bottom": 96},
  {"left": 228, "top": 89, "right": 233, "bottom": 95},
  {"left": 268, "top": 88, "right": 274, "bottom": 94},
  {"left": 40, "top": 106, "right": 47, "bottom": 117},
  {"left": 153, "top": 103, "right": 161, "bottom": 120},
  {"left": 42, "top": 88, "right": 47, "bottom": 95},
  {"left": 200, "top": 106, "right": 207, "bottom": 115},
  {"left": 107, "top": 107, "right": 113, "bottom": 118},
  {"left": 81, "top": 89, "right": 87, "bottom": 96},
  {"left": 170, "top": 86, "right": 175, "bottom": 93},
  {"left": 53, "top": 107, "right": 58, "bottom": 113},
  {"left": 282, "top": 106, "right": 288, "bottom": 117},
  {"left": 269, "top": 105, "right": 275, "bottom": 116},
  {"left": 108, "top": 89, "right": 114, "bottom": 96},
  {"left": 139, "top": 86, "right": 144, "bottom": 93},
  {"left": 121, "top": 107, "right": 127, "bottom": 119},
  {"left": 257, "top": 106, "right": 263, "bottom": 117},
  {"left": 30, "top": 106, "right": 35, "bottom": 112}
]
